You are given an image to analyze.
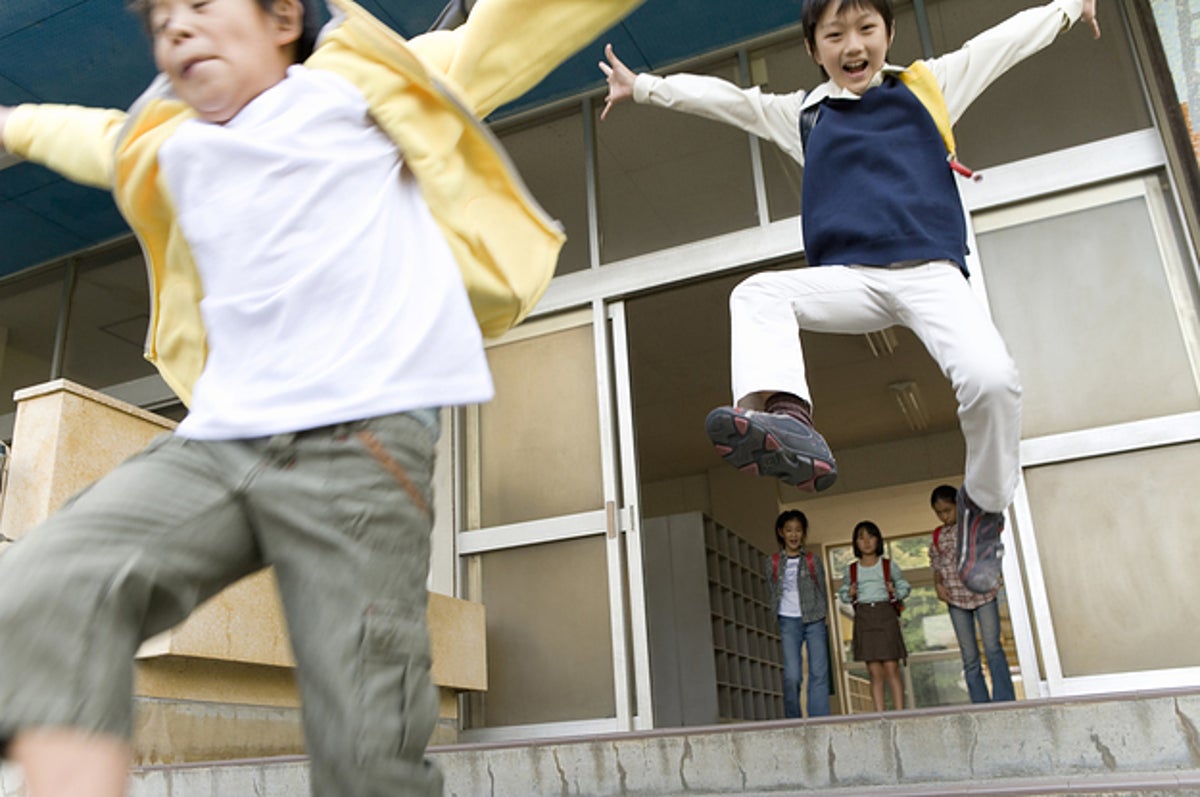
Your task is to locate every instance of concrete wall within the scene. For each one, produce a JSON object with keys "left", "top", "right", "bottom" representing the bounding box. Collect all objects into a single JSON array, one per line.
[{"left": 0, "top": 380, "right": 487, "bottom": 760}]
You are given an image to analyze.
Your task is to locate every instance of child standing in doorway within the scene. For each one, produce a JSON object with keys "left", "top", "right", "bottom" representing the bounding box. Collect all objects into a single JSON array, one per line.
[
  {"left": 0, "top": 0, "right": 640, "bottom": 794},
  {"left": 929, "top": 484, "right": 1016, "bottom": 703},
  {"left": 599, "top": 0, "right": 1102, "bottom": 596},
  {"left": 765, "top": 510, "right": 832, "bottom": 718},
  {"left": 838, "top": 520, "right": 910, "bottom": 711}
]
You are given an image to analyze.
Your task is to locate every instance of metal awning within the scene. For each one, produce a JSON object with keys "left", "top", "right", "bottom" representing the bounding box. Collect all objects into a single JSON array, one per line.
[{"left": 0, "top": 0, "right": 801, "bottom": 279}]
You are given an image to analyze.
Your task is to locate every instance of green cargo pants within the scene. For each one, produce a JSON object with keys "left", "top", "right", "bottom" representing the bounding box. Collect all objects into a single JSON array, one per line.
[{"left": 0, "top": 410, "right": 443, "bottom": 796}]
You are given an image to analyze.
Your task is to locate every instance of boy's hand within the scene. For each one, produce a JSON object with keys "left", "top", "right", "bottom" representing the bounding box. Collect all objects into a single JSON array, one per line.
[
  {"left": 598, "top": 44, "right": 636, "bottom": 121},
  {"left": 1081, "top": 0, "right": 1100, "bottom": 39}
]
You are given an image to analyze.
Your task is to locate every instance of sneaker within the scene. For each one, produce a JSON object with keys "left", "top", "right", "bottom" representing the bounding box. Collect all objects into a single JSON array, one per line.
[
  {"left": 705, "top": 406, "right": 837, "bottom": 491},
  {"left": 956, "top": 488, "right": 1006, "bottom": 593}
]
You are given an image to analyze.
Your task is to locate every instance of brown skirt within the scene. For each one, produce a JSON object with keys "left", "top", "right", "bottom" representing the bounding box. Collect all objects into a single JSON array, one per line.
[{"left": 852, "top": 601, "right": 907, "bottom": 663}]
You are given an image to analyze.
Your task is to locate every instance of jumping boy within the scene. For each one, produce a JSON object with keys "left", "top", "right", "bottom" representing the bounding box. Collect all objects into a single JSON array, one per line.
[
  {"left": 0, "top": 0, "right": 639, "bottom": 794},
  {"left": 600, "top": 0, "right": 1100, "bottom": 595},
  {"left": 928, "top": 484, "right": 1016, "bottom": 703}
]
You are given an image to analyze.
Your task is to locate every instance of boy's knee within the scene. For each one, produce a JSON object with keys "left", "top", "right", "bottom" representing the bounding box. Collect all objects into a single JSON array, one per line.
[
  {"left": 960, "top": 356, "right": 1021, "bottom": 409},
  {"left": 729, "top": 272, "right": 783, "bottom": 312}
]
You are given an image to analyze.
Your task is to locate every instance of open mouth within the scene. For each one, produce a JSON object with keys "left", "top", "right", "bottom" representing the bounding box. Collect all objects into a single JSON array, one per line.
[
  {"left": 842, "top": 60, "right": 869, "bottom": 76},
  {"left": 181, "top": 56, "right": 213, "bottom": 78}
]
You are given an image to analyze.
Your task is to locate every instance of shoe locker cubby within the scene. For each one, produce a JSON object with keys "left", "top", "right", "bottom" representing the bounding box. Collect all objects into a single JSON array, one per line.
[{"left": 643, "top": 512, "right": 784, "bottom": 726}]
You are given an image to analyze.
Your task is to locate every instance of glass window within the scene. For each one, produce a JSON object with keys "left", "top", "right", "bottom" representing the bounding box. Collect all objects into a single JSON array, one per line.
[
  {"left": 1024, "top": 442, "right": 1200, "bottom": 677},
  {"left": 497, "top": 109, "right": 591, "bottom": 276},
  {"left": 473, "top": 315, "right": 603, "bottom": 528},
  {"left": 0, "top": 266, "right": 65, "bottom": 426},
  {"left": 925, "top": 0, "right": 1151, "bottom": 169},
  {"left": 594, "top": 57, "right": 759, "bottom": 262},
  {"left": 975, "top": 177, "right": 1200, "bottom": 438},
  {"left": 747, "top": 37, "right": 819, "bottom": 224},
  {"left": 468, "top": 535, "right": 615, "bottom": 727},
  {"left": 62, "top": 245, "right": 157, "bottom": 391}
]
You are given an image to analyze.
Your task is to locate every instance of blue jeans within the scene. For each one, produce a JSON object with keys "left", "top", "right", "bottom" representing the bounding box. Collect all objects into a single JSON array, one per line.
[
  {"left": 779, "top": 615, "right": 830, "bottom": 718},
  {"left": 948, "top": 599, "right": 1015, "bottom": 703}
]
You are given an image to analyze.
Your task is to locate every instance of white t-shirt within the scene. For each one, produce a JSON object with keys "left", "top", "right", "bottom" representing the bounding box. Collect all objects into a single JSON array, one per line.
[
  {"left": 780, "top": 556, "right": 803, "bottom": 618},
  {"left": 159, "top": 66, "right": 493, "bottom": 439}
]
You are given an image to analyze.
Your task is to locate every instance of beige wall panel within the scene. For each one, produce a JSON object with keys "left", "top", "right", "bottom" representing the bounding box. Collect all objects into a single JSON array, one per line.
[
  {"left": 640, "top": 473, "right": 711, "bottom": 520},
  {"left": 475, "top": 536, "right": 614, "bottom": 726},
  {"left": 1025, "top": 443, "right": 1200, "bottom": 676},
  {"left": 707, "top": 464, "right": 779, "bottom": 551},
  {"left": 478, "top": 323, "right": 603, "bottom": 528},
  {"left": 977, "top": 193, "right": 1200, "bottom": 438}
]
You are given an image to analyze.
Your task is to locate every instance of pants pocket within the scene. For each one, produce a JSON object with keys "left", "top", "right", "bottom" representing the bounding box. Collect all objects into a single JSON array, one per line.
[{"left": 355, "top": 602, "right": 437, "bottom": 764}]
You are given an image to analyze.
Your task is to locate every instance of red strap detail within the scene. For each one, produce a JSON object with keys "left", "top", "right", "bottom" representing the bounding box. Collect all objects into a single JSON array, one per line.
[
  {"left": 883, "top": 558, "right": 904, "bottom": 613},
  {"left": 806, "top": 551, "right": 816, "bottom": 583},
  {"left": 948, "top": 155, "right": 981, "bottom": 181},
  {"left": 933, "top": 525, "right": 941, "bottom": 550}
]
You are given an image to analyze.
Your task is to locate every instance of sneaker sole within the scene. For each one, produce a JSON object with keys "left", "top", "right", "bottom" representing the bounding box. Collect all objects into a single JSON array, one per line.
[
  {"left": 706, "top": 409, "right": 837, "bottom": 492},
  {"left": 959, "top": 513, "right": 1005, "bottom": 593}
]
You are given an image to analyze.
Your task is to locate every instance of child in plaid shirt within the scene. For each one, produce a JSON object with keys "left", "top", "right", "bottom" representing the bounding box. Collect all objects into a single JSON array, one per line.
[{"left": 929, "top": 484, "right": 1015, "bottom": 703}]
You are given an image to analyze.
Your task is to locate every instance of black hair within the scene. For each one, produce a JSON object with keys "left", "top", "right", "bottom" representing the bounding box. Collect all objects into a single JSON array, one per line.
[
  {"left": 802, "top": 0, "right": 895, "bottom": 52},
  {"left": 774, "top": 509, "right": 809, "bottom": 548},
  {"left": 129, "top": 0, "right": 322, "bottom": 63},
  {"left": 851, "top": 520, "right": 884, "bottom": 558},
  {"left": 930, "top": 484, "right": 958, "bottom": 507}
]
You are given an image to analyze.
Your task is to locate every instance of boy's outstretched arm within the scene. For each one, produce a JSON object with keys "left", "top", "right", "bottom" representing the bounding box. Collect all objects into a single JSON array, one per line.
[
  {"left": 419, "top": 0, "right": 643, "bottom": 119},
  {"left": 599, "top": 43, "right": 636, "bottom": 120},
  {"left": 0, "top": 104, "right": 127, "bottom": 188}
]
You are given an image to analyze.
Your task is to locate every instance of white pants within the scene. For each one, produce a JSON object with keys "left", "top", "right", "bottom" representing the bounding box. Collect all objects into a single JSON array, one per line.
[{"left": 729, "top": 261, "right": 1021, "bottom": 512}]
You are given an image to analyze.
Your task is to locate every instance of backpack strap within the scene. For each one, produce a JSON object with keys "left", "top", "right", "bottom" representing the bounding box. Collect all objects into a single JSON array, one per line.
[
  {"left": 933, "top": 525, "right": 942, "bottom": 550},
  {"left": 883, "top": 558, "right": 905, "bottom": 613},
  {"left": 897, "top": 61, "right": 954, "bottom": 156},
  {"left": 799, "top": 104, "right": 821, "bottom": 156},
  {"left": 898, "top": 61, "right": 977, "bottom": 180},
  {"left": 849, "top": 561, "right": 858, "bottom": 604},
  {"left": 772, "top": 552, "right": 780, "bottom": 583},
  {"left": 806, "top": 551, "right": 816, "bottom": 583}
]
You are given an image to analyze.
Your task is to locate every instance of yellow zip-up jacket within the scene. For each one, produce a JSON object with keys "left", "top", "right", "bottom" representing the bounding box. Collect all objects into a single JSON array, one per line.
[{"left": 2, "top": 0, "right": 641, "bottom": 405}]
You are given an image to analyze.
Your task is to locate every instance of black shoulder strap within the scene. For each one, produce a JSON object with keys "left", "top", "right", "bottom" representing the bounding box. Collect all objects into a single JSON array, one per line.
[
  {"left": 799, "top": 104, "right": 821, "bottom": 155},
  {"left": 430, "top": 0, "right": 473, "bottom": 31}
]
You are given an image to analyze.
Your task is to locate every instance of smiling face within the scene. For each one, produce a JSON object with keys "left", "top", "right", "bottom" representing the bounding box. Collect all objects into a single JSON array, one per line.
[
  {"left": 781, "top": 519, "right": 807, "bottom": 555},
  {"left": 807, "top": 1, "right": 894, "bottom": 95},
  {"left": 149, "top": 0, "right": 302, "bottom": 123}
]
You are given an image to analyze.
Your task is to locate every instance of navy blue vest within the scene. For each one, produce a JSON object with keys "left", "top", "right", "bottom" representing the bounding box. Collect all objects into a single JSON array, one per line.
[{"left": 801, "top": 77, "right": 968, "bottom": 273}]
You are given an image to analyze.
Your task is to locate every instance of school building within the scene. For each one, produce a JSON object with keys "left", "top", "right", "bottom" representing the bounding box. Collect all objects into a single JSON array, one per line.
[{"left": 1, "top": 0, "right": 1199, "bottom": 793}]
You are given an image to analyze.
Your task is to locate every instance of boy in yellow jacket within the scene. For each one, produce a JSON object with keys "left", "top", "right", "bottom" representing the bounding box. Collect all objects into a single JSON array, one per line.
[{"left": 0, "top": 0, "right": 639, "bottom": 794}]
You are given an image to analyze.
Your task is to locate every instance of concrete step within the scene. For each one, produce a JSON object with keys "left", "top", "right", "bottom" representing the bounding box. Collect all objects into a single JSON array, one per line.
[{"left": 3, "top": 688, "right": 1199, "bottom": 795}]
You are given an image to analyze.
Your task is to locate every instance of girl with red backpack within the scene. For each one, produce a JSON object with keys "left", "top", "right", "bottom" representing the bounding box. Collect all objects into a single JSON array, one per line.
[
  {"left": 838, "top": 520, "right": 910, "bottom": 711},
  {"left": 766, "top": 510, "right": 831, "bottom": 718}
]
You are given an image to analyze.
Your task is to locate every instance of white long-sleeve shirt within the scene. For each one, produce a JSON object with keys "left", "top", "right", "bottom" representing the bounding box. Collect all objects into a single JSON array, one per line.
[{"left": 632, "top": 0, "right": 1084, "bottom": 166}]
